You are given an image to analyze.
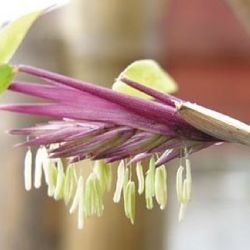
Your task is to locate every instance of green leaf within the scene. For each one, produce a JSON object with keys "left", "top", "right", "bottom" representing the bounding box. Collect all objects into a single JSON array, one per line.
[
  {"left": 0, "top": 64, "right": 16, "bottom": 93},
  {"left": 112, "top": 59, "right": 178, "bottom": 99},
  {"left": 0, "top": 11, "right": 41, "bottom": 63}
]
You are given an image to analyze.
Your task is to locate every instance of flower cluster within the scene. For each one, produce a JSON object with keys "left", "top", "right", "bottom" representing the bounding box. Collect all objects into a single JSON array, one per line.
[{"left": 1, "top": 63, "right": 248, "bottom": 229}]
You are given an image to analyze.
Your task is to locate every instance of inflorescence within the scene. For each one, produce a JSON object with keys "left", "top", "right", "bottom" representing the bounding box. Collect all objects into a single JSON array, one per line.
[{"left": 2, "top": 62, "right": 249, "bottom": 229}]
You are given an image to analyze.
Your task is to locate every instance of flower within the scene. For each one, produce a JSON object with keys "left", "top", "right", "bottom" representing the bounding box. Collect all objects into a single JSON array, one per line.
[{"left": 0, "top": 63, "right": 249, "bottom": 228}]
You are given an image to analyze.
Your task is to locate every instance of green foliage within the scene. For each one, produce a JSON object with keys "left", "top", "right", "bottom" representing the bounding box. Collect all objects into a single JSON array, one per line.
[
  {"left": 0, "top": 11, "right": 42, "bottom": 94},
  {"left": 112, "top": 59, "right": 178, "bottom": 99},
  {"left": 0, "top": 11, "right": 41, "bottom": 63}
]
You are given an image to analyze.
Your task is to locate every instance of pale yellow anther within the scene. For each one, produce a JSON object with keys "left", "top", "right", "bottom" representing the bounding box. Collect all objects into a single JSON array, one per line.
[
  {"left": 105, "top": 164, "right": 112, "bottom": 192},
  {"left": 40, "top": 146, "right": 48, "bottom": 162},
  {"left": 176, "top": 166, "right": 184, "bottom": 203},
  {"left": 69, "top": 176, "right": 84, "bottom": 214},
  {"left": 95, "top": 177, "right": 104, "bottom": 217},
  {"left": 84, "top": 173, "right": 104, "bottom": 217},
  {"left": 123, "top": 167, "right": 129, "bottom": 190},
  {"left": 64, "top": 164, "right": 77, "bottom": 205},
  {"left": 24, "top": 148, "right": 32, "bottom": 191},
  {"left": 43, "top": 158, "right": 57, "bottom": 197},
  {"left": 124, "top": 180, "right": 136, "bottom": 224},
  {"left": 122, "top": 167, "right": 130, "bottom": 216},
  {"left": 176, "top": 148, "right": 192, "bottom": 221},
  {"left": 34, "top": 147, "right": 43, "bottom": 189},
  {"left": 178, "top": 203, "right": 187, "bottom": 222},
  {"left": 182, "top": 179, "right": 191, "bottom": 203},
  {"left": 185, "top": 159, "right": 192, "bottom": 201},
  {"left": 113, "top": 160, "right": 125, "bottom": 203},
  {"left": 77, "top": 176, "right": 85, "bottom": 229},
  {"left": 94, "top": 160, "right": 112, "bottom": 193},
  {"left": 145, "top": 157, "right": 156, "bottom": 209},
  {"left": 84, "top": 174, "right": 92, "bottom": 217},
  {"left": 136, "top": 162, "right": 144, "bottom": 195},
  {"left": 54, "top": 159, "right": 65, "bottom": 200},
  {"left": 155, "top": 166, "right": 167, "bottom": 210}
]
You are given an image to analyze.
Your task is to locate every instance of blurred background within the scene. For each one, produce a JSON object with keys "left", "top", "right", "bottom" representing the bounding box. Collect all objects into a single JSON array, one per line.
[{"left": 1, "top": 0, "right": 250, "bottom": 249}]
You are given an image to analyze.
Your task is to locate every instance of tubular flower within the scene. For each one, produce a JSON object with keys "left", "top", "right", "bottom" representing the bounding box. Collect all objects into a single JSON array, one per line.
[{"left": 1, "top": 63, "right": 250, "bottom": 229}]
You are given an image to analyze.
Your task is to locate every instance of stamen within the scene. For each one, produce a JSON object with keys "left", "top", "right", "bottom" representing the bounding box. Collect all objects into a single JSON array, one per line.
[
  {"left": 145, "top": 157, "right": 156, "bottom": 209},
  {"left": 54, "top": 159, "right": 65, "bottom": 200},
  {"left": 123, "top": 167, "right": 129, "bottom": 191},
  {"left": 123, "top": 180, "right": 136, "bottom": 224},
  {"left": 105, "top": 162, "right": 112, "bottom": 192},
  {"left": 24, "top": 148, "right": 32, "bottom": 191},
  {"left": 43, "top": 157, "right": 57, "bottom": 197},
  {"left": 182, "top": 179, "right": 190, "bottom": 203},
  {"left": 69, "top": 175, "right": 83, "bottom": 214},
  {"left": 84, "top": 173, "right": 104, "bottom": 217},
  {"left": 40, "top": 146, "right": 48, "bottom": 166},
  {"left": 176, "top": 147, "right": 192, "bottom": 221},
  {"left": 94, "top": 160, "right": 112, "bottom": 193},
  {"left": 136, "top": 161, "right": 144, "bottom": 195},
  {"left": 77, "top": 176, "right": 85, "bottom": 229},
  {"left": 64, "top": 164, "right": 77, "bottom": 205},
  {"left": 122, "top": 167, "right": 130, "bottom": 216},
  {"left": 95, "top": 177, "right": 104, "bottom": 217},
  {"left": 84, "top": 174, "right": 92, "bottom": 216},
  {"left": 178, "top": 203, "right": 186, "bottom": 222},
  {"left": 155, "top": 165, "right": 167, "bottom": 210},
  {"left": 34, "top": 147, "right": 43, "bottom": 189},
  {"left": 113, "top": 160, "right": 125, "bottom": 203},
  {"left": 185, "top": 158, "right": 192, "bottom": 201},
  {"left": 176, "top": 166, "right": 184, "bottom": 203}
]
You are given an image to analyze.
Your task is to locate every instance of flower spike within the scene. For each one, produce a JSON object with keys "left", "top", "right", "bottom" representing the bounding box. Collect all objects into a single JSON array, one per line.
[{"left": 0, "top": 61, "right": 249, "bottom": 228}]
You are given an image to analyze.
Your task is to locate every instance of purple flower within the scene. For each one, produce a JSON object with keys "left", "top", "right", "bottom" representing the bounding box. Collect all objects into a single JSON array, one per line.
[
  {"left": 1, "top": 64, "right": 249, "bottom": 227},
  {"left": 1, "top": 65, "right": 219, "bottom": 163}
]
